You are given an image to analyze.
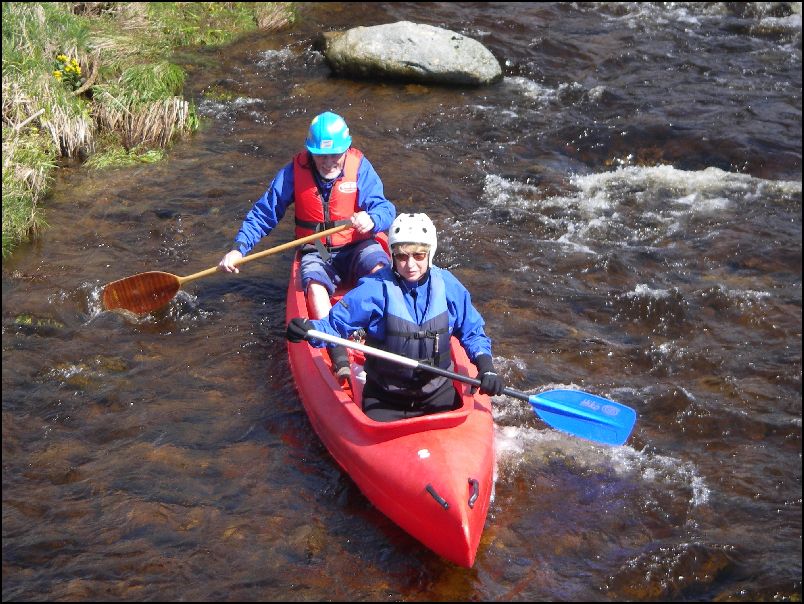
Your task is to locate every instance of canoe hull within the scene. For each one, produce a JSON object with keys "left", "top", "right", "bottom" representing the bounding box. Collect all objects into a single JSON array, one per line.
[{"left": 286, "top": 254, "right": 494, "bottom": 567}]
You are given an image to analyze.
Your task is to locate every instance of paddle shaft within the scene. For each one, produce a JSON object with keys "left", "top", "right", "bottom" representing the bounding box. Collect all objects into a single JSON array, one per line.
[
  {"left": 307, "top": 329, "right": 527, "bottom": 402},
  {"left": 179, "top": 224, "right": 350, "bottom": 285},
  {"left": 304, "top": 329, "right": 636, "bottom": 445}
]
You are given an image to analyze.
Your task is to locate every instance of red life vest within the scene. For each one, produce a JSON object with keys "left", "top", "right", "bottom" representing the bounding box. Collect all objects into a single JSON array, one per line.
[{"left": 293, "top": 148, "right": 369, "bottom": 249}]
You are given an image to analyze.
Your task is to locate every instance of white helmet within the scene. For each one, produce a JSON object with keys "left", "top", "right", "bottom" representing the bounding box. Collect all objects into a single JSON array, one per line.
[{"left": 388, "top": 213, "right": 437, "bottom": 263}]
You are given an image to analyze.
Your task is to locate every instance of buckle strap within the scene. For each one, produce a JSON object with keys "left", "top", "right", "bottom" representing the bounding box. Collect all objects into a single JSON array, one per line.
[
  {"left": 385, "top": 327, "right": 449, "bottom": 339},
  {"left": 297, "top": 219, "right": 352, "bottom": 261},
  {"left": 314, "top": 238, "right": 330, "bottom": 261},
  {"left": 294, "top": 218, "right": 352, "bottom": 230}
]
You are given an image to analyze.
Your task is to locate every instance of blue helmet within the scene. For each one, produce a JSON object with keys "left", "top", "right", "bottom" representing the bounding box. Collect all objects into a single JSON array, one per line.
[{"left": 305, "top": 112, "right": 352, "bottom": 155}]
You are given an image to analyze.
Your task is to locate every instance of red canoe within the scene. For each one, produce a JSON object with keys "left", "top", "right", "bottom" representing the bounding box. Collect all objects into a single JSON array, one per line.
[{"left": 285, "top": 249, "right": 495, "bottom": 567}]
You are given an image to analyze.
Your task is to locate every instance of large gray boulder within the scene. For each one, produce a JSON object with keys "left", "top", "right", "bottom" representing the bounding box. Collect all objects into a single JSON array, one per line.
[{"left": 320, "top": 21, "right": 502, "bottom": 86}]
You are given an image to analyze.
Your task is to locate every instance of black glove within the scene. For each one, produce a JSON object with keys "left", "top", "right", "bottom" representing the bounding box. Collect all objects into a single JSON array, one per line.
[
  {"left": 286, "top": 318, "right": 314, "bottom": 343},
  {"left": 475, "top": 353, "right": 504, "bottom": 396}
]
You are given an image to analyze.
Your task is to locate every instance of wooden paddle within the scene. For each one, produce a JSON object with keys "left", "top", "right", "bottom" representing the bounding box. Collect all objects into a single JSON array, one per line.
[
  {"left": 304, "top": 329, "right": 638, "bottom": 446},
  {"left": 102, "top": 224, "right": 350, "bottom": 314}
]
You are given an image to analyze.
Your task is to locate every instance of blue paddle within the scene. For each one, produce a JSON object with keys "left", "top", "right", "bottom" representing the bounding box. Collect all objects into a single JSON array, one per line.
[{"left": 305, "top": 329, "right": 637, "bottom": 446}]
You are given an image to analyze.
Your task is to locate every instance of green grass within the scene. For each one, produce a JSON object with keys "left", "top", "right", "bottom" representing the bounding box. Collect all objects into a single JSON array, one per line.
[
  {"left": 2, "top": 125, "right": 56, "bottom": 257},
  {"left": 84, "top": 145, "right": 165, "bottom": 169},
  {"left": 2, "top": 2, "right": 297, "bottom": 258},
  {"left": 147, "top": 2, "right": 260, "bottom": 47}
]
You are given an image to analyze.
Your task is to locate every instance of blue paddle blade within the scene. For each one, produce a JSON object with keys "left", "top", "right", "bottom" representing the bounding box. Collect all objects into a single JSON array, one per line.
[{"left": 528, "top": 389, "right": 637, "bottom": 446}]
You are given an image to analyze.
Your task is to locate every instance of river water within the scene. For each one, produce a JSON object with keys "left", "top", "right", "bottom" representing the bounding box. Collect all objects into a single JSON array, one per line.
[{"left": 2, "top": 2, "right": 801, "bottom": 601}]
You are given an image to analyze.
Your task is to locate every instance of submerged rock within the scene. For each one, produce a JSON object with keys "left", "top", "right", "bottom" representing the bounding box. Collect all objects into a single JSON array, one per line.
[{"left": 319, "top": 21, "right": 502, "bottom": 86}]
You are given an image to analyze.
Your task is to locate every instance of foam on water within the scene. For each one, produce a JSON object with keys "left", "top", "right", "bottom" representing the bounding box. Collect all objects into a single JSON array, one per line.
[
  {"left": 481, "top": 165, "right": 801, "bottom": 252},
  {"left": 256, "top": 47, "right": 295, "bottom": 65},
  {"left": 493, "top": 414, "right": 711, "bottom": 507},
  {"left": 627, "top": 283, "right": 672, "bottom": 298},
  {"left": 570, "top": 165, "right": 801, "bottom": 202},
  {"left": 599, "top": 1, "right": 802, "bottom": 34},
  {"left": 504, "top": 76, "right": 557, "bottom": 104},
  {"left": 198, "top": 96, "right": 266, "bottom": 121}
]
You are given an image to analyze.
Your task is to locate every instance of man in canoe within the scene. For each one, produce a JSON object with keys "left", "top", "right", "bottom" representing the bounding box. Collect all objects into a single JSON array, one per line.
[
  {"left": 286, "top": 212, "right": 504, "bottom": 421},
  {"left": 218, "top": 111, "right": 396, "bottom": 380}
]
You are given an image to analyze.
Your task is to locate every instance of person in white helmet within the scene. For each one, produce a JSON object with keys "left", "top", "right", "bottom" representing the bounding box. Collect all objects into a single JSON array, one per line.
[
  {"left": 287, "top": 213, "right": 504, "bottom": 421},
  {"left": 218, "top": 111, "right": 396, "bottom": 380}
]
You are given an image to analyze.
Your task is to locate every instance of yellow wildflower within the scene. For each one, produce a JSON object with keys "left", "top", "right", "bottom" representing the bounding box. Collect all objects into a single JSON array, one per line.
[{"left": 53, "top": 54, "right": 83, "bottom": 91}]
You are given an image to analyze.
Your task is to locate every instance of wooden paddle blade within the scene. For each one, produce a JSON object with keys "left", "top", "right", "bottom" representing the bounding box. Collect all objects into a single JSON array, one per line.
[{"left": 102, "top": 271, "right": 181, "bottom": 314}]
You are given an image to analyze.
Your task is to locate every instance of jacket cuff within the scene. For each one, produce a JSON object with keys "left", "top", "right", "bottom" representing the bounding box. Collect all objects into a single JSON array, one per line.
[{"left": 474, "top": 353, "right": 495, "bottom": 375}]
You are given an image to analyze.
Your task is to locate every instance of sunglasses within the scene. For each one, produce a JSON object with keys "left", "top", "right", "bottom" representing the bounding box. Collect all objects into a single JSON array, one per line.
[{"left": 393, "top": 251, "right": 428, "bottom": 262}]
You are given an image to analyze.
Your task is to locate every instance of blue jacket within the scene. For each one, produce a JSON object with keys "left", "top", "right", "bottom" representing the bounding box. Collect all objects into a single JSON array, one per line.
[
  {"left": 309, "top": 266, "right": 493, "bottom": 366},
  {"left": 363, "top": 266, "right": 453, "bottom": 396},
  {"left": 233, "top": 153, "right": 395, "bottom": 255}
]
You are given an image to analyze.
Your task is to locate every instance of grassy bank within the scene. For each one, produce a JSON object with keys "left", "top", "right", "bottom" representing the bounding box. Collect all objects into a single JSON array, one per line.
[{"left": 2, "top": 2, "right": 297, "bottom": 258}]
